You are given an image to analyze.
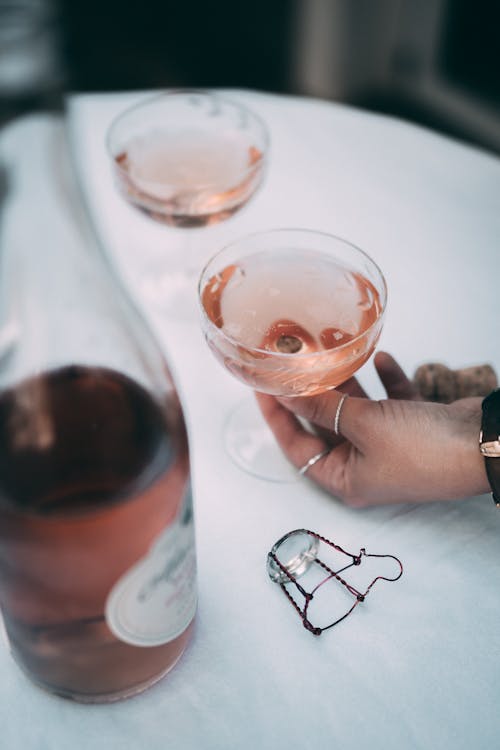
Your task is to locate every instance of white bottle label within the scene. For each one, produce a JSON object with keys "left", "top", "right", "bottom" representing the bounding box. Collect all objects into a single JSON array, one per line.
[{"left": 105, "top": 491, "right": 197, "bottom": 647}]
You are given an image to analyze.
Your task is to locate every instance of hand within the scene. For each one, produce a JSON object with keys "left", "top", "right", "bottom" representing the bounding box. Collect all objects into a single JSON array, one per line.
[{"left": 256, "top": 352, "right": 489, "bottom": 506}]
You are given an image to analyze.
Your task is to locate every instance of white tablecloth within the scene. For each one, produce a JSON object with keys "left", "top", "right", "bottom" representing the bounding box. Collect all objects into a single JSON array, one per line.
[{"left": 1, "top": 90, "right": 500, "bottom": 750}]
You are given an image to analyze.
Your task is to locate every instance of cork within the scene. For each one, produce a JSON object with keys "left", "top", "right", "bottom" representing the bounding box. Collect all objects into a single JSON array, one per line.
[{"left": 413, "top": 363, "right": 498, "bottom": 403}]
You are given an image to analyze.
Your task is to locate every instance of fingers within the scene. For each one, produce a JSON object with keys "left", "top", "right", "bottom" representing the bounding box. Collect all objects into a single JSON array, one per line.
[
  {"left": 304, "top": 377, "right": 368, "bottom": 445},
  {"left": 259, "top": 388, "right": 379, "bottom": 456},
  {"left": 273, "top": 387, "right": 378, "bottom": 449},
  {"left": 256, "top": 392, "right": 327, "bottom": 463},
  {"left": 375, "top": 351, "right": 421, "bottom": 400},
  {"left": 269, "top": 352, "right": 413, "bottom": 438},
  {"left": 256, "top": 351, "right": 414, "bottom": 487},
  {"left": 255, "top": 392, "right": 352, "bottom": 494},
  {"left": 275, "top": 389, "right": 344, "bottom": 434}
]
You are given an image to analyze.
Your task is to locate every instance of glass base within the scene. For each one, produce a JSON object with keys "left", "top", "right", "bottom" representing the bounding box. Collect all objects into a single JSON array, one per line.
[{"left": 223, "top": 396, "right": 298, "bottom": 482}]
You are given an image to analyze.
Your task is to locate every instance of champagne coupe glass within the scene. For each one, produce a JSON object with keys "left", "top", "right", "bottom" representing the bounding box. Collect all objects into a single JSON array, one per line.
[
  {"left": 198, "top": 229, "right": 387, "bottom": 482},
  {"left": 106, "top": 90, "right": 269, "bottom": 316}
]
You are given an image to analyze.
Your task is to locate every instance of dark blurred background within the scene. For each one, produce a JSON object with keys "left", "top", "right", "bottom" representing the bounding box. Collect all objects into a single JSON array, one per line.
[{"left": 1, "top": 0, "right": 499, "bottom": 155}]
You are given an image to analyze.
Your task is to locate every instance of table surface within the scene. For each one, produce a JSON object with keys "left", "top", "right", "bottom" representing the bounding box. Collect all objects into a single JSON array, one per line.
[{"left": 1, "top": 89, "right": 500, "bottom": 750}]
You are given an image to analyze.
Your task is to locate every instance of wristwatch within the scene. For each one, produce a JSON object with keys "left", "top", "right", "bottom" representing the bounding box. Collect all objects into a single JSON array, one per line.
[{"left": 479, "top": 388, "right": 500, "bottom": 507}]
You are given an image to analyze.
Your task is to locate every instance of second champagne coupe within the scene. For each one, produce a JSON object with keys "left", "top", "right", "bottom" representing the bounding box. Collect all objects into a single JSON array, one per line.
[
  {"left": 106, "top": 90, "right": 270, "bottom": 315},
  {"left": 198, "top": 229, "right": 387, "bottom": 481}
]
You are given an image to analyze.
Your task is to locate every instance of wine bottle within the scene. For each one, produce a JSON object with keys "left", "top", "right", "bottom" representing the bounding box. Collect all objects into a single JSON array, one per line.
[{"left": 0, "top": 116, "right": 196, "bottom": 702}]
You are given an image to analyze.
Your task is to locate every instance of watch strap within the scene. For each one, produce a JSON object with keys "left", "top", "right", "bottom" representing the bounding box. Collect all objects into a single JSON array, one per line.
[{"left": 479, "top": 388, "right": 500, "bottom": 507}]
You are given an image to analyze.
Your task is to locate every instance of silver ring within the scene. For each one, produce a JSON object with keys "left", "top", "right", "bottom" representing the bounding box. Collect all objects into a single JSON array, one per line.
[
  {"left": 298, "top": 448, "right": 330, "bottom": 476},
  {"left": 334, "top": 393, "right": 348, "bottom": 436}
]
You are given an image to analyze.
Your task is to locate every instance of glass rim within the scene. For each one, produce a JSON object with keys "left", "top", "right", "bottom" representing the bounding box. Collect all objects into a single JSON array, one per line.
[
  {"left": 105, "top": 88, "right": 271, "bottom": 192},
  {"left": 197, "top": 227, "right": 388, "bottom": 361}
]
